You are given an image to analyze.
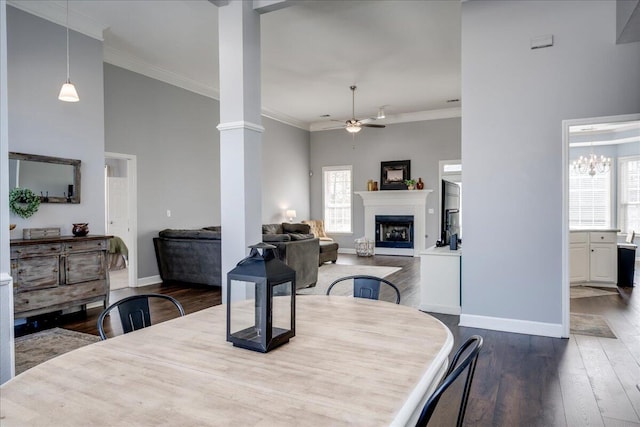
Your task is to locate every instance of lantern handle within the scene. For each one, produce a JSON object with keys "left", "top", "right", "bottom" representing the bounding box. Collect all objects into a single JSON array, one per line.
[
  {"left": 236, "top": 242, "right": 279, "bottom": 267},
  {"left": 249, "top": 242, "right": 277, "bottom": 250}
]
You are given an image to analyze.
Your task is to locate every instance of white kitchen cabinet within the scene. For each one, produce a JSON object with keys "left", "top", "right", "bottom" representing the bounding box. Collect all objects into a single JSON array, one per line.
[
  {"left": 570, "top": 230, "right": 617, "bottom": 285},
  {"left": 589, "top": 243, "right": 617, "bottom": 282},
  {"left": 570, "top": 242, "right": 589, "bottom": 282},
  {"left": 420, "top": 246, "right": 461, "bottom": 315}
]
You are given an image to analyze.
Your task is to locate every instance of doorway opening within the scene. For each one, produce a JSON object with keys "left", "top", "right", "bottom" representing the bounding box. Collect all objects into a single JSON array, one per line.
[
  {"left": 562, "top": 114, "right": 640, "bottom": 338},
  {"left": 104, "top": 152, "right": 137, "bottom": 290}
]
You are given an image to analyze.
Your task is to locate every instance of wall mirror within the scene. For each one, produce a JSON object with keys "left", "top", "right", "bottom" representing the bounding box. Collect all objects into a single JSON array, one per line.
[{"left": 9, "top": 152, "right": 81, "bottom": 204}]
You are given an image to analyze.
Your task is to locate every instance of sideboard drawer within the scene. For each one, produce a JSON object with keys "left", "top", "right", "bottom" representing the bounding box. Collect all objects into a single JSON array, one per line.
[
  {"left": 64, "top": 240, "right": 107, "bottom": 253},
  {"left": 12, "top": 243, "right": 62, "bottom": 258}
]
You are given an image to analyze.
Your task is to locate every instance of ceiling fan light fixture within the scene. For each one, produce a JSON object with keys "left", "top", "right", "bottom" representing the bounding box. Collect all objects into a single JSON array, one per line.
[{"left": 346, "top": 123, "right": 362, "bottom": 133}]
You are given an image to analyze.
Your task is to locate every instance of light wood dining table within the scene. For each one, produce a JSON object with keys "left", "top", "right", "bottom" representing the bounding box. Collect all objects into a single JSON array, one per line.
[{"left": 1, "top": 295, "right": 453, "bottom": 426}]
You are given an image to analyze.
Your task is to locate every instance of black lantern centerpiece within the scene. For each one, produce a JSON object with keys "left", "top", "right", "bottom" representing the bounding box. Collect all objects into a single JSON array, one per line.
[{"left": 227, "top": 243, "right": 296, "bottom": 353}]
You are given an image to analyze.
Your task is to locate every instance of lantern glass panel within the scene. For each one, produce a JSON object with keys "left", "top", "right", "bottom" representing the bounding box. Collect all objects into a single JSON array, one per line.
[
  {"left": 272, "top": 281, "right": 293, "bottom": 337},
  {"left": 228, "top": 279, "right": 262, "bottom": 342}
]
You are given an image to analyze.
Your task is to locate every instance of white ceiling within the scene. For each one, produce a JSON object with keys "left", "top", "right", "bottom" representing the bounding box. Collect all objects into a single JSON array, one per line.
[{"left": 9, "top": 0, "right": 462, "bottom": 131}]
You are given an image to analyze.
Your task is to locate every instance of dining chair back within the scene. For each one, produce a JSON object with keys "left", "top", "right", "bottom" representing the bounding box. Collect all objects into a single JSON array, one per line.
[
  {"left": 326, "top": 275, "right": 401, "bottom": 304},
  {"left": 97, "top": 293, "right": 185, "bottom": 340},
  {"left": 415, "top": 335, "right": 484, "bottom": 427}
]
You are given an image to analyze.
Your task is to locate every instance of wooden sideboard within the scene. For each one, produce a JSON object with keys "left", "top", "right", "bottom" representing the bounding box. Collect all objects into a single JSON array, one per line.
[{"left": 10, "top": 235, "right": 111, "bottom": 318}]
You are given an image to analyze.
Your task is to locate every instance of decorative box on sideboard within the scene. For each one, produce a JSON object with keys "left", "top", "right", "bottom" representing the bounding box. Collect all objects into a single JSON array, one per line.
[{"left": 10, "top": 235, "right": 111, "bottom": 318}]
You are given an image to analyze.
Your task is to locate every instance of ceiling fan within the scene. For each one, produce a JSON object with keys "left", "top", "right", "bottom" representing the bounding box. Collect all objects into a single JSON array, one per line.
[{"left": 341, "top": 85, "right": 386, "bottom": 134}]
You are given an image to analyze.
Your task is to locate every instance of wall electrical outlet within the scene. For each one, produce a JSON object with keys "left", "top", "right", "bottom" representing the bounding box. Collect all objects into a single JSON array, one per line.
[
  {"left": 428, "top": 208, "right": 434, "bottom": 214},
  {"left": 166, "top": 210, "right": 171, "bottom": 217}
]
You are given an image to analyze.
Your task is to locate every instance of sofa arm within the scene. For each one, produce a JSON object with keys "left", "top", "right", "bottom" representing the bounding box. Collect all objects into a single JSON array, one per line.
[{"left": 273, "top": 237, "right": 319, "bottom": 289}]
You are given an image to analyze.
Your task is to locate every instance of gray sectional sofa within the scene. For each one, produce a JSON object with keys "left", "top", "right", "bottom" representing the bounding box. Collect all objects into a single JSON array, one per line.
[{"left": 153, "top": 223, "right": 319, "bottom": 290}]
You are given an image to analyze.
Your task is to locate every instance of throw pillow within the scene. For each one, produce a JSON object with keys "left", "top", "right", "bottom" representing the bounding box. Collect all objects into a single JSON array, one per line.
[
  {"left": 282, "top": 222, "right": 311, "bottom": 234},
  {"left": 288, "top": 233, "right": 314, "bottom": 241},
  {"left": 262, "top": 223, "right": 284, "bottom": 235}
]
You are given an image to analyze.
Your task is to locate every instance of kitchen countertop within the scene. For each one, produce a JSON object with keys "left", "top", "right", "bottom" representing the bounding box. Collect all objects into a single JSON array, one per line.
[{"left": 570, "top": 229, "right": 620, "bottom": 233}]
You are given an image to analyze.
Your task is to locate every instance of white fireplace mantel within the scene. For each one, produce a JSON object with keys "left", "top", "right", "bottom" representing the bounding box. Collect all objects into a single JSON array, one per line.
[{"left": 355, "top": 190, "right": 433, "bottom": 256}]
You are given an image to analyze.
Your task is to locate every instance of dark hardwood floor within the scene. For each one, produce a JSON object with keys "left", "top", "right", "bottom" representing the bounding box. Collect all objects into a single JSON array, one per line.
[{"left": 22, "top": 254, "right": 640, "bottom": 426}]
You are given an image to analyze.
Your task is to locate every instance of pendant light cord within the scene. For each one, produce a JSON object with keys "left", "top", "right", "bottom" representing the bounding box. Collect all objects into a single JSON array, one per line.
[{"left": 65, "top": 0, "right": 70, "bottom": 81}]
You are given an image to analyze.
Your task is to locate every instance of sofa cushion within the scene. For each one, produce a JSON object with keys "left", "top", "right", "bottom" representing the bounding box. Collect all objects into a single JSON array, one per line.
[
  {"left": 158, "top": 229, "right": 221, "bottom": 240},
  {"left": 262, "top": 223, "right": 284, "bottom": 235},
  {"left": 288, "top": 233, "right": 314, "bottom": 241},
  {"left": 263, "top": 234, "right": 291, "bottom": 242},
  {"left": 282, "top": 222, "right": 311, "bottom": 234},
  {"left": 319, "top": 241, "right": 339, "bottom": 252}
]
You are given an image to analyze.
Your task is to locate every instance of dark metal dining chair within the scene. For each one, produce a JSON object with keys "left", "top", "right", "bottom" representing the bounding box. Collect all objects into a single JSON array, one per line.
[
  {"left": 326, "top": 275, "right": 401, "bottom": 304},
  {"left": 97, "top": 293, "right": 185, "bottom": 340},
  {"left": 415, "top": 335, "right": 484, "bottom": 427}
]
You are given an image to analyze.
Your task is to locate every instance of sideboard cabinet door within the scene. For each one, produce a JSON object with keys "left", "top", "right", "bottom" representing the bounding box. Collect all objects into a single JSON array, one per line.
[{"left": 66, "top": 252, "right": 105, "bottom": 284}]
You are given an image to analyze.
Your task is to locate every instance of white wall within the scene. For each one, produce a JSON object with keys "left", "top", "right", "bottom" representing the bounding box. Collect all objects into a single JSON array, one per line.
[
  {"left": 104, "top": 64, "right": 311, "bottom": 280},
  {"left": 461, "top": 0, "right": 640, "bottom": 335},
  {"left": 262, "top": 118, "right": 310, "bottom": 224},
  {"left": 7, "top": 6, "right": 105, "bottom": 237},
  {"left": 104, "top": 64, "right": 220, "bottom": 279},
  {"left": 310, "top": 118, "right": 460, "bottom": 250}
]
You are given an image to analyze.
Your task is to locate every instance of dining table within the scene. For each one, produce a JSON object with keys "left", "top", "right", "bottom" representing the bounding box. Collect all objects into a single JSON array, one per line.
[{"left": 0, "top": 295, "right": 453, "bottom": 426}]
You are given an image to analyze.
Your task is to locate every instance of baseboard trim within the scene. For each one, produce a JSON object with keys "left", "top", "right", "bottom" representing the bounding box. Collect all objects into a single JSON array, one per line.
[
  {"left": 420, "top": 304, "right": 461, "bottom": 315},
  {"left": 459, "top": 313, "right": 564, "bottom": 338},
  {"left": 338, "top": 248, "right": 356, "bottom": 255},
  {"left": 137, "top": 275, "right": 162, "bottom": 287}
]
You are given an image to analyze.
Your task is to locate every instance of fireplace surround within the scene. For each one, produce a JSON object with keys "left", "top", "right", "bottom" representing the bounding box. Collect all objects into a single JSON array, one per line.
[{"left": 355, "top": 190, "right": 432, "bottom": 256}]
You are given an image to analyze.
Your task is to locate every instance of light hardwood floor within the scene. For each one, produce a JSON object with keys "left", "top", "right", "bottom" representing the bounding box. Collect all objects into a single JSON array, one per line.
[{"left": 48, "top": 254, "right": 640, "bottom": 425}]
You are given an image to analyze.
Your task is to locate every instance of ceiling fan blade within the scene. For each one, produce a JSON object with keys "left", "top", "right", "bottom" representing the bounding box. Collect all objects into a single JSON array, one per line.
[{"left": 362, "top": 123, "right": 386, "bottom": 128}]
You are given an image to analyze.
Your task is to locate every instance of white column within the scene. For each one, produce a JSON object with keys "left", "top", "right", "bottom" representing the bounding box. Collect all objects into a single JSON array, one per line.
[
  {"left": 217, "top": 1, "right": 263, "bottom": 302},
  {"left": 0, "top": 0, "right": 16, "bottom": 384}
]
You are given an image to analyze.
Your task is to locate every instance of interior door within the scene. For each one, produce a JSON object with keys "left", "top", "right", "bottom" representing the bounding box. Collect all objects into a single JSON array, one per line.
[{"left": 106, "top": 177, "right": 130, "bottom": 257}]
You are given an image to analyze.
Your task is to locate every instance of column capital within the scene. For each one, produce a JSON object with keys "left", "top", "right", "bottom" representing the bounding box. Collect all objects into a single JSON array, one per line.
[{"left": 217, "top": 121, "right": 265, "bottom": 133}]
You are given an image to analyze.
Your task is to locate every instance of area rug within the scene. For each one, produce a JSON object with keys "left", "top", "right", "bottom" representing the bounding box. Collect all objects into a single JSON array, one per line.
[
  {"left": 14, "top": 328, "right": 100, "bottom": 374},
  {"left": 570, "top": 286, "right": 618, "bottom": 299},
  {"left": 297, "top": 264, "right": 401, "bottom": 296},
  {"left": 570, "top": 313, "right": 617, "bottom": 339}
]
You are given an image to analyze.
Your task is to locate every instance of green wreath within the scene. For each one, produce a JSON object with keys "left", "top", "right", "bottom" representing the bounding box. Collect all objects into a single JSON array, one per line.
[{"left": 9, "top": 188, "right": 41, "bottom": 219}]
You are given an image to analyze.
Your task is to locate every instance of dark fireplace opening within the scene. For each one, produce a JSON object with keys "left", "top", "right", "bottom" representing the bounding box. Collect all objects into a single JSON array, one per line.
[{"left": 375, "top": 215, "right": 414, "bottom": 249}]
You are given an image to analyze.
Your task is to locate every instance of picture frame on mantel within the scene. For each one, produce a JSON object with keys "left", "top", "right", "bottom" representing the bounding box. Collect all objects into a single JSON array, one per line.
[{"left": 380, "top": 160, "right": 410, "bottom": 190}]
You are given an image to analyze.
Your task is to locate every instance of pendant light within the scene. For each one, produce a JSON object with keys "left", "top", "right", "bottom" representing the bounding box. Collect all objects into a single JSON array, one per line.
[{"left": 58, "top": 0, "right": 79, "bottom": 102}]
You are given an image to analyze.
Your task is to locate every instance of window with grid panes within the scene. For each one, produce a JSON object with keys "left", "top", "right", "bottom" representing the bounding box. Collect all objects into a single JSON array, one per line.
[
  {"left": 569, "top": 166, "right": 612, "bottom": 228},
  {"left": 618, "top": 156, "right": 640, "bottom": 234},
  {"left": 323, "top": 166, "right": 352, "bottom": 233}
]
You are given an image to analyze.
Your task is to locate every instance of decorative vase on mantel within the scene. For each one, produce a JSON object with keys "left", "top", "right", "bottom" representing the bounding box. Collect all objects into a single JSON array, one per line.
[
  {"left": 72, "top": 223, "right": 89, "bottom": 237},
  {"left": 416, "top": 178, "right": 425, "bottom": 190},
  {"left": 407, "top": 184, "right": 415, "bottom": 190}
]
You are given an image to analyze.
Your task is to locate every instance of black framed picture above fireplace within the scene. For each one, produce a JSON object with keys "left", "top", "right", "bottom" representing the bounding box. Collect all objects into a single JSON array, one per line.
[{"left": 380, "top": 160, "right": 410, "bottom": 190}]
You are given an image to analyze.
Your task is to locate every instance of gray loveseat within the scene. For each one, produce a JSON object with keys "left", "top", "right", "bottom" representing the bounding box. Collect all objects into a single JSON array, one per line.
[
  {"left": 153, "top": 227, "right": 222, "bottom": 287},
  {"left": 153, "top": 224, "right": 319, "bottom": 290}
]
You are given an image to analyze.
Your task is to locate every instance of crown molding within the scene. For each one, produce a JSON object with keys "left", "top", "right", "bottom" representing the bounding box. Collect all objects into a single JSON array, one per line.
[
  {"left": 309, "top": 107, "right": 462, "bottom": 132},
  {"left": 261, "top": 107, "right": 310, "bottom": 131},
  {"left": 7, "top": 0, "right": 105, "bottom": 40},
  {"left": 103, "top": 46, "right": 220, "bottom": 100}
]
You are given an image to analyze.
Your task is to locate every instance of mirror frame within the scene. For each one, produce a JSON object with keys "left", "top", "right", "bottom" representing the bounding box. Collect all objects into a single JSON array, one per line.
[{"left": 9, "top": 152, "right": 81, "bottom": 204}]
